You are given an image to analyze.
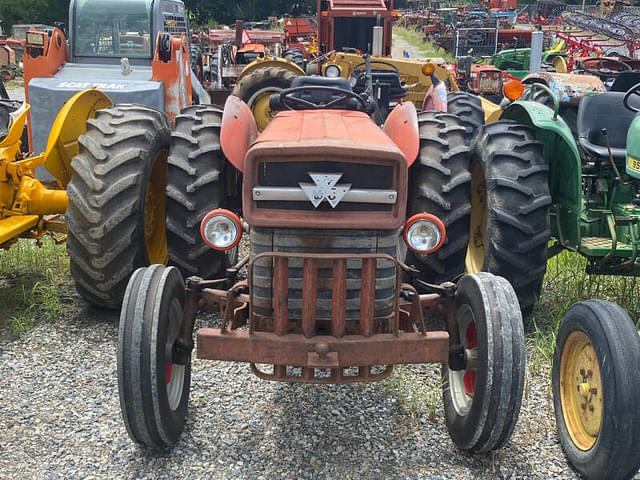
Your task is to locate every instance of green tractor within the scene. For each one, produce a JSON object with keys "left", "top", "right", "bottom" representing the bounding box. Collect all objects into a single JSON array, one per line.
[
  {"left": 451, "top": 83, "right": 640, "bottom": 478},
  {"left": 481, "top": 41, "right": 568, "bottom": 79}
]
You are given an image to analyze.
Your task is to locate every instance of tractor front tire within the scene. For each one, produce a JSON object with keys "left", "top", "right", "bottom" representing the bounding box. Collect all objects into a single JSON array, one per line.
[
  {"left": 118, "top": 265, "right": 191, "bottom": 448},
  {"left": 233, "top": 66, "right": 298, "bottom": 131},
  {"left": 553, "top": 300, "right": 640, "bottom": 480},
  {"left": 66, "top": 105, "right": 171, "bottom": 308},
  {"left": 443, "top": 272, "right": 525, "bottom": 452},
  {"left": 467, "top": 120, "right": 551, "bottom": 317},
  {"left": 446, "top": 91, "right": 484, "bottom": 144},
  {"left": 167, "top": 105, "right": 235, "bottom": 280},
  {"left": 407, "top": 111, "right": 471, "bottom": 284}
]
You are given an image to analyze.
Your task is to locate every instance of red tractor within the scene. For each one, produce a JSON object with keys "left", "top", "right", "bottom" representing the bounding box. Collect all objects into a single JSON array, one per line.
[{"left": 116, "top": 75, "right": 526, "bottom": 452}]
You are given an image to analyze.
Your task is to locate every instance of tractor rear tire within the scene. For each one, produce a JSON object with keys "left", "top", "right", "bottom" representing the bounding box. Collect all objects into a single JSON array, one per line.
[
  {"left": 118, "top": 265, "right": 191, "bottom": 448},
  {"left": 233, "top": 66, "right": 299, "bottom": 131},
  {"left": 407, "top": 111, "right": 471, "bottom": 284},
  {"left": 467, "top": 120, "right": 551, "bottom": 317},
  {"left": 167, "top": 105, "right": 235, "bottom": 280},
  {"left": 446, "top": 91, "right": 484, "bottom": 144},
  {"left": 66, "top": 105, "right": 171, "bottom": 308},
  {"left": 443, "top": 272, "right": 525, "bottom": 452},
  {"left": 553, "top": 300, "right": 640, "bottom": 480}
]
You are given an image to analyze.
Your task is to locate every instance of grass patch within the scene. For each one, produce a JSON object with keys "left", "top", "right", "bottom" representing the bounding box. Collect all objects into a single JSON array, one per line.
[
  {"left": 393, "top": 26, "right": 454, "bottom": 61},
  {"left": 4, "top": 77, "right": 24, "bottom": 91},
  {"left": 0, "top": 238, "right": 70, "bottom": 338},
  {"left": 529, "top": 250, "right": 640, "bottom": 371},
  {"left": 383, "top": 365, "right": 443, "bottom": 420}
]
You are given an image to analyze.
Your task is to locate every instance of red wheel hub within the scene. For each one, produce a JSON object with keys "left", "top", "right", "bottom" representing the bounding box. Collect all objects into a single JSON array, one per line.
[{"left": 463, "top": 322, "right": 478, "bottom": 396}]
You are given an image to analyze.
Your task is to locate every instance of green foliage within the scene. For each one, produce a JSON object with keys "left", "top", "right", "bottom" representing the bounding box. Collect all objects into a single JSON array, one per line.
[
  {"left": 0, "top": 239, "right": 69, "bottom": 338},
  {"left": 0, "top": 0, "right": 70, "bottom": 34},
  {"left": 184, "top": 0, "right": 317, "bottom": 25},
  {"left": 530, "top": 250, "right": 640, "bottom": 372}
]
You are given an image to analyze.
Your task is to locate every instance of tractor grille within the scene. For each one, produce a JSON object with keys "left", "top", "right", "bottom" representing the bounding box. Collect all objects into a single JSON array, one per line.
[
  {"left": 251, "top": 228, "right": 398, "bottom": 326},
  {"left": 254, "top": 161, "right": 394, "bottom": 212}
]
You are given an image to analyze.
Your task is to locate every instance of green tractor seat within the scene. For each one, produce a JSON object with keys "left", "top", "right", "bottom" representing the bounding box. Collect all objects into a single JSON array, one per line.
[{"left": 577, "top": 92, "right": 638, "bottom": 162}]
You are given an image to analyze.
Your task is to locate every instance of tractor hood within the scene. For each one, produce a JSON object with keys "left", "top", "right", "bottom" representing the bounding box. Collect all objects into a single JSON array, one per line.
[
  {"left": 242, "top": 110, "right": 408, "bottom": 230},
  {"left": 254, "top": 109, "right": 406, "bottom": 157},
  {"left": 28, "top": 63, "right": 163, "bottom": 157}
]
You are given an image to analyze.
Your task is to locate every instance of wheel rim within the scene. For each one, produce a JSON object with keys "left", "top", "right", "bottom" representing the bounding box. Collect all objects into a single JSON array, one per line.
[
  {"left": 248, "top": 87, "right": 281, "bottom": 131},
  {"left": 165, "top": 297, "right": 185, "bottom": 411},
  {"left": 560, "top": 330, "right": 603, "bottom": 451},
  {"left": 145, "top": 151, "right": 169, "bottom": 265},
  {"left": 449, "top": 304, "right": 478, "bottom": 416},
  {"left": 465, "top": 161, "right": 487, "bottom": 273}
]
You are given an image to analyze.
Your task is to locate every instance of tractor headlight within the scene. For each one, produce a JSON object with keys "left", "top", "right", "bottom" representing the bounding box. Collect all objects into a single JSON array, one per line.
[
  {"left": 200, "top": 209, "right": 242, "bottom": 251},
  {"left": 325, "top": 64, "right": 341, "bottom": 78},
  {"left": 403, "top": 213, "right": 446, "bottom": 255}
]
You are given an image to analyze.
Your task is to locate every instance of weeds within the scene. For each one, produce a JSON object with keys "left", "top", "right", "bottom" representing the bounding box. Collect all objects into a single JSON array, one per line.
[
  {"left": 530, "top": 250, "right": 640, "bottom": 371},
  {"left": 383, "top": 365, "right": 444, "bottom": 420},
  {"left": 0, "top": 238, "right": 69, "bottom": 337}
]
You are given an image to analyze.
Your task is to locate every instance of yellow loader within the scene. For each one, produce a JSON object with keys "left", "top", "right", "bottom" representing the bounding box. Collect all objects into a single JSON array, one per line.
[{"left": 0, "top": 89, "right": 111, "bottom": 250}]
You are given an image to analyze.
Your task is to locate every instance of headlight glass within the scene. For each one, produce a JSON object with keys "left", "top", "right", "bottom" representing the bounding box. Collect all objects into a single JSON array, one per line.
[
  {"left": 406, "top": 220, "right": 441, "bottom": 253},
  {"left": 325, "top": 64, "right": 341, "bottom": 78},
  {"left": 203, "top": 214, "right": 238, "bottom": 250}
]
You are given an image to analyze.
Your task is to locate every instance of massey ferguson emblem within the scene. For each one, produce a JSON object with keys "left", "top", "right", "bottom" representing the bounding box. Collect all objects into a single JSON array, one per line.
[{"left": 300, "top": 173, "right": 351, "bottom": 208}]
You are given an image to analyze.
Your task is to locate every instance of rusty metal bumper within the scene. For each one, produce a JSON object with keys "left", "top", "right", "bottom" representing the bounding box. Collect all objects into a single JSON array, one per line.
[
  {"left": 197, "top": 329, "right": 449, "bottom": 366},
  {"left": 187, "top": 251, "right": 455, "bottom": 383}
]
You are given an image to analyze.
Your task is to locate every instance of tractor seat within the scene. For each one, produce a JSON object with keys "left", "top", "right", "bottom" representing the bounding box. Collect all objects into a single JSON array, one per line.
[
  {"left": 269, "top": 75, "right": 363, "bottom": 111},
  {"left": 352, "top": 70, "right": 409, "bottom": 99},
  {"left": 610, "top": 72, "right": 640, "bottom": 93},
  {"left": 577, "top": 92, "right": 638, "bottom": 162}
]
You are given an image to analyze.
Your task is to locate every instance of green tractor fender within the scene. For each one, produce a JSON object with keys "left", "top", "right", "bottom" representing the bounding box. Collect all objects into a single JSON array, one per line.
[{"left": 501, "top": 94, "right": 582, "bottom": 250}]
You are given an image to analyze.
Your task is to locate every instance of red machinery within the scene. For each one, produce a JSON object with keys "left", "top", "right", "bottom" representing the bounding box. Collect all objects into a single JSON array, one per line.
[{"left": 317, "top": 0, "right": 394, "bottom": 55}]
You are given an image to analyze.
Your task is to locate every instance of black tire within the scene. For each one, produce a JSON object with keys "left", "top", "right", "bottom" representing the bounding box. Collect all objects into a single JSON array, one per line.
[
  {"left": 553, "top": 300, "right": 640, "bottom": 480},
  {"left": 167, "top": 105, "right": 235, "bottom": 280},
  {"left": 446, "top": 91, "right": 485, "bottom": 144},
  {"left": 443, "top": 272, "right": 526, "bottom": 452},
  {"left": 232, "top": 66, "right": 299, "bottom": 131},
  {"left": 118, "top": 265, "right": 191, "bottom": 448},
  {"left": 66, "top": 105, "right": 171, "bottom": 308},
  {"left": 467, "top": 120, "right": 551, "bottom": 317},
  {"left": 407, "top": 111, "right": 471, "bottom": 284},
  {"left": 190, "top": 44, "right": 203, "bottom": 81}
]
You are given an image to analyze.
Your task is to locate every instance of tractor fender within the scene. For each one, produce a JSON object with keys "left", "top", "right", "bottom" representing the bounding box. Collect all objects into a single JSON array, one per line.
[
  {"left": 221, "top": 95, "right": 257, "bottom": 172},
  {"left": 43, "top": 89, "right": 113, "bottom": 188},
  {"left": 522, "top": 72, "right": 605, "bottom": 104},
  {"left": 236, "top": 57, "right": 304, "bottom": 84},
  {"left": 501, "top": 101, "right": 582, "bottom": 249},
  {"left": 383, "top": 101, "right": 419, "bottom": 166}
]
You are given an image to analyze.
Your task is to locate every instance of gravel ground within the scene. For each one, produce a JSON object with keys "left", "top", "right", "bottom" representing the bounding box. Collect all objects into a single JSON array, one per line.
[{"left": 0, "top": 295, "right": 578, "bottom": 480}]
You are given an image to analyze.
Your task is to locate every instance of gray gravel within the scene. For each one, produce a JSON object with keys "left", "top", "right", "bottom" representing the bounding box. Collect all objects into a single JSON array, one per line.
[{"left": 0, "top": 284, "right": 579, "bottom": 480}]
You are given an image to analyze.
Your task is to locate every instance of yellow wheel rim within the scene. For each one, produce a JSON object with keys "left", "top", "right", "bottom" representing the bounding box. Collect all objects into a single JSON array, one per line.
[
  {"left": 465, "top": 161, "right": 487, "bottom": 273},
  {"left": 249, "top": 88, "right": 279, "bottom": 131},
  {"left": 144, "top": 150, "right": 169, "bottom": 265},
  {"left": 560, "top": 331, "right": 603, "bottom": 450}
]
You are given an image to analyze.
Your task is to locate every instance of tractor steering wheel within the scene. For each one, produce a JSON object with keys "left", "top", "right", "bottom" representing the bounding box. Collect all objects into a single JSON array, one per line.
[
  {"left": 353, "top": 60, "right": 400, "bottom": 74},
  {"left": 623, "top": 82, "right": 640, "bottom": 113},
  {"left": 581, "top": 57, "right": 632, "bottom": 79},
  {"left": 279, "top": 86, "right": 370, "bottom": 112}
]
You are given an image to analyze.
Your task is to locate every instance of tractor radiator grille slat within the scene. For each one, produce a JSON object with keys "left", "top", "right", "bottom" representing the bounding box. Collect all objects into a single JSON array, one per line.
[{"left": 251, "top": 228, "right": 398, "bottom": 324}]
